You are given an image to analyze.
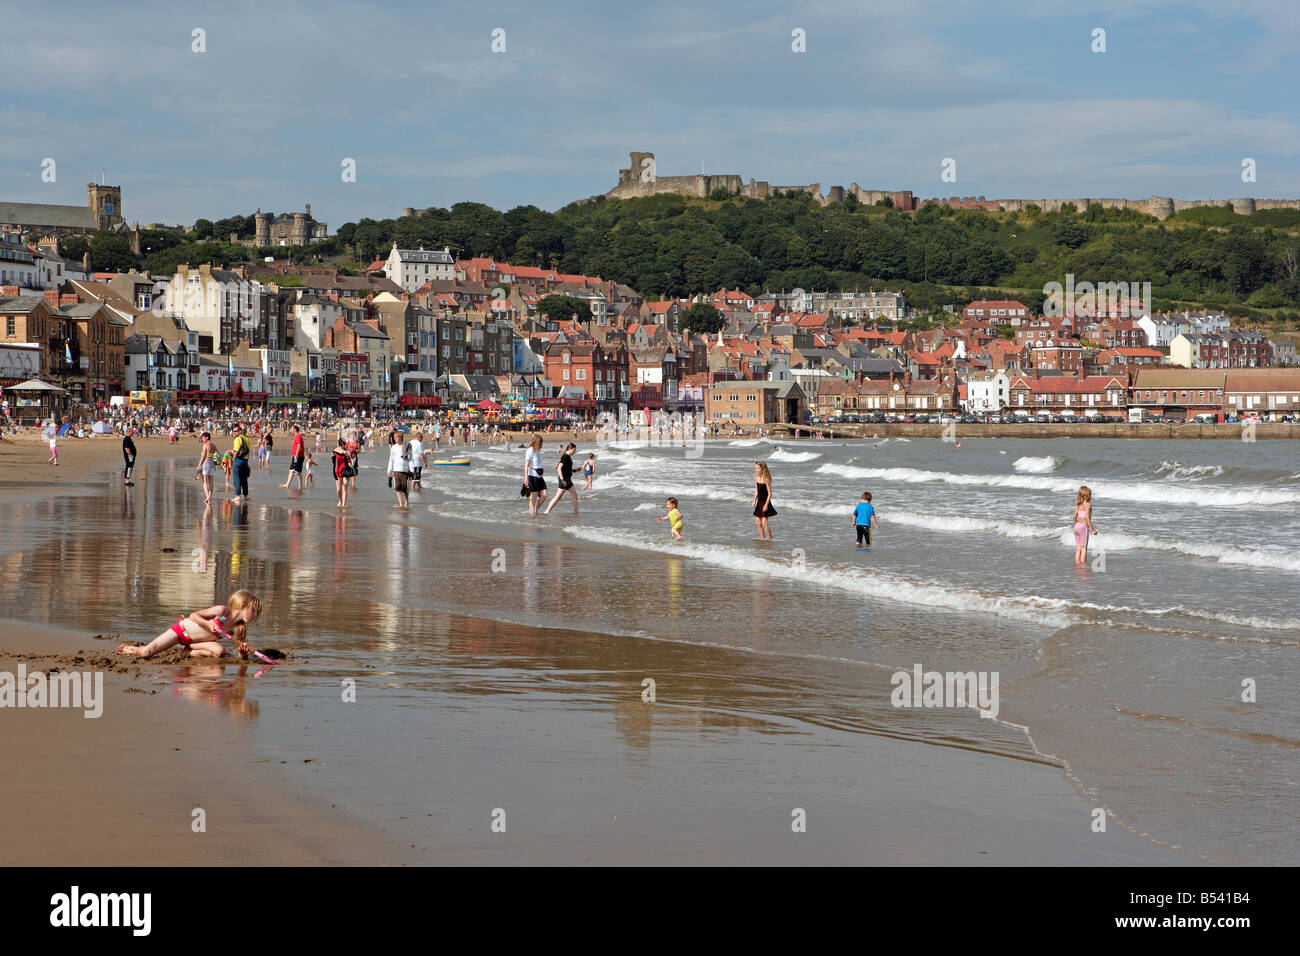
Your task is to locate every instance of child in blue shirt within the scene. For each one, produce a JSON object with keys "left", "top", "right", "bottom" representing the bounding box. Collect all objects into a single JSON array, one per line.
[{"left": 852, "top": 492, "right": 880, "bottom": 548}]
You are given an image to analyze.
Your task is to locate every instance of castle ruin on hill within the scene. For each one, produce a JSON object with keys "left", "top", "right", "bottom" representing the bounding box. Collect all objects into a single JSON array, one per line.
[{"left": 592, "top": 151, "right": 1300, "bottom": 220}]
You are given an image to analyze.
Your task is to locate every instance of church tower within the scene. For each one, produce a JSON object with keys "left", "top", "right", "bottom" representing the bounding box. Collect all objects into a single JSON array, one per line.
[{"left": 87, "top": 183, "right": 123, "bottom": 230}]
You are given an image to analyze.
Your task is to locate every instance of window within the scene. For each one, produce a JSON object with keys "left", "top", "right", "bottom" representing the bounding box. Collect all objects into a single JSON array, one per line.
[
  {"left": 576, "top": 368, "right": 586, "bottom": 381},
  {"left": 5, "top": 318, "right": 12, "bottom": 336},
  {"left": 563, "top": 369, "right": 570, "bottom": 381},
  {"left": 562, "top": 352, "right": 570, "bottom": 364}
]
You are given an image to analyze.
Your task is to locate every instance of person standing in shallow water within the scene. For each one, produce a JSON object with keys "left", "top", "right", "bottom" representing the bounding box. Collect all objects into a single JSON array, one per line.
[
  {"left": 122, "top": 429, "right": 137, "bottom": 485},
  {"left": 230, "top": 424, "right": 252, "bottom": 505},
  {"left": 1072, "top": 485, "right": 1098, "bottom": 563},
  {"left": 524, "top": 434, "right": 548, "bottom": 515},
  {"left": 752, "top": 461, "right": 776, "bottom": 539}
]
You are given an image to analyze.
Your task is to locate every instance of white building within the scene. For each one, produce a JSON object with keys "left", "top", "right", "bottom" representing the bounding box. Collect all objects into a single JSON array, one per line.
[
  {"left": 0, "top": 233, "right": 41, "bottom": 290},
  {"left": 965, "top": 369, "right": 1010, "bottom": 412},
  {"left": 247, "top": 346, "right": 292, "bottom": 397},
  {"left": 292, "top": 293, "right": 342, "bottom": 351},
  {"left": 162, "top": 264, "right": 267, "bottom": 353},
  {"left": 384, "top": 243, "right": 455, "bottom": 292}
]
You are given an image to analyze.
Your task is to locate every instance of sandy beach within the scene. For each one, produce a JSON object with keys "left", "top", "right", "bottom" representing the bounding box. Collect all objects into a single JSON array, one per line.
[{"left": 0, "top": 432, "right": 1223, "bottom": 865}]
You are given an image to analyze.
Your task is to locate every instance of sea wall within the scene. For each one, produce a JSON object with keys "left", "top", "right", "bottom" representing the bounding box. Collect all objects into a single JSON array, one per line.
[{"left": 775, "top": 422, "right": 1300, "bottom": 440}]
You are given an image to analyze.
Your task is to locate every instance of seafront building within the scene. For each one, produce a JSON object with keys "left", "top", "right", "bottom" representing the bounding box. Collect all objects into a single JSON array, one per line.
[{"left": 2, "top": 219, "right": 1299, "bottom": 421}]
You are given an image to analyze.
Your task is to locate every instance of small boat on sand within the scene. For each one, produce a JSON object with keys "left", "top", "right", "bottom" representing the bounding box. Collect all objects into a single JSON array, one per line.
[{"left": 429, "top": 457, "right": 471, "bottom": 467}]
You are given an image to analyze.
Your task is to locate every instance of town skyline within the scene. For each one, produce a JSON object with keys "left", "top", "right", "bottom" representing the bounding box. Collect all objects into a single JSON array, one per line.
[{"left": 4, "top": 0, "right": 1300, "bottom": 227}]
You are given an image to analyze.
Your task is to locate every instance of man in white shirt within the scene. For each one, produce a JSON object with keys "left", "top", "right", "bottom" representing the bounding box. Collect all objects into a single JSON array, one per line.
[{"left": 408, "top": 432, "right": 427, "bottom": 489}]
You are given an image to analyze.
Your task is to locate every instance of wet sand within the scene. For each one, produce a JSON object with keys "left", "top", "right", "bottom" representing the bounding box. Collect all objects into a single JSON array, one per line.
[
  {"left": 0, "top": 452, "right": 1199, "bottom": 865},
  {"left": 0, "top": 619, "right": 410, "bottom": 865}
]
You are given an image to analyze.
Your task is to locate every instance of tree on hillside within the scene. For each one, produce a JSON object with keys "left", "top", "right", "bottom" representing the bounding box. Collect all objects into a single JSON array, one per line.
[
  {"left": 89, "top": 232, "right": 138, "bottom": 272},
  {"left": 678, "top": 302, "right": 723, "bottom": 335},
  {"left": 192, "top": 219, "right": 214, "bottom": 240},
  {"left": 536, "top": 294, "right": 591, "bottom": 323},
  {"left": 60, "top": 236, "right": 89, "bottom": 263},
  {"left": 1051, "top": 217, "right": 1088, "bottom": 249}
]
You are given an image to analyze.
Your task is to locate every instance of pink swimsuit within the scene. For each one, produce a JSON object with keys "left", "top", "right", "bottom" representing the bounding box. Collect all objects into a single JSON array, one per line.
[{"left": 1073, "top": 507, "right": 1090, "bottom": 547}]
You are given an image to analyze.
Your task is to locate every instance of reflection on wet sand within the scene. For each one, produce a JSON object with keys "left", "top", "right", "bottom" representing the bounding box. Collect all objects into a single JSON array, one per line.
[{"left": 172, "top": 663, "right": 261, "bottom": 718}]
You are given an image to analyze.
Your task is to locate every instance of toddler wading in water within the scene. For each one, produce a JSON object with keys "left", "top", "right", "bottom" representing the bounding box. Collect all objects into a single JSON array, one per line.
[
  {"left": 118, "top": 590, "right": 263, "bottom": 659},
  {"left": 657, "top": 497, "right": 684, "bottom": 541}
]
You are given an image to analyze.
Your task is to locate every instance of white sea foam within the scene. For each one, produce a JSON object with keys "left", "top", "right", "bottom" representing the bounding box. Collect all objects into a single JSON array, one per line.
[
  {"left": 768, "top": 448, "right": 822, "bottom": 463},
  {"left": 815, "top": 463, "right": 1300, "bottom": 507},
  {"left": 561, "top": 526, "right": 1075, "bottom": 628},
  {"left": 1012, "top": 455, "right": 1063, "bottom": 473},
  {"left": 1152, "top": 460, "right": 1225, "bottom": 480}
]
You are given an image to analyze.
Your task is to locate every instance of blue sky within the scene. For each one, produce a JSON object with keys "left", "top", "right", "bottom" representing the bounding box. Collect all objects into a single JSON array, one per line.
[{"left": 3, "top": 0, "right": 1298, "bottom": 228}]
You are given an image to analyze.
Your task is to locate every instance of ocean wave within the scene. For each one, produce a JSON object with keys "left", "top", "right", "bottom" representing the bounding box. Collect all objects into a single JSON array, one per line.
[
  {"left": 1150, "top": 460, "right": 1225, "bottom": 481},
  {"left": 768, "top": 448, "right": 823, "bottom": 463},
  {"left": 815, "top": 463, "right": 1300, "bottom": 508},
  {"left": 1013, "top": 455, "right": 1063, "bottom": 473}
]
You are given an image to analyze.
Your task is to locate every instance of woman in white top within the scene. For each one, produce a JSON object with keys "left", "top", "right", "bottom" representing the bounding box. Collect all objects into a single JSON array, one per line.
[
  {"left": 524, "top": 434, "right": 548, "bottom": 515},
  {"left": 387, "top": 433, "right": 414, "bottom": 509}
]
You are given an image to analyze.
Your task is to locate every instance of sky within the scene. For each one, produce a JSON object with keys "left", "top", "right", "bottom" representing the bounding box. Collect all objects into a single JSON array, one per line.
[{"left": 3, "top": 0, "right": 1298, "bottom": 229}]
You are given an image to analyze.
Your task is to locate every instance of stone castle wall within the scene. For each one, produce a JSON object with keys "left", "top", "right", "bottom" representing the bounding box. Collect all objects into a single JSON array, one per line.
[{"left": 598, "top": 153, "right": 1300, "bottom": 220}]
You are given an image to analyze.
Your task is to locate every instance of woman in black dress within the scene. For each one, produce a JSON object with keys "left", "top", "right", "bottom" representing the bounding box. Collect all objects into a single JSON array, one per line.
[{"left": 752, "top": 461, "right": 776, "bottom": 539}]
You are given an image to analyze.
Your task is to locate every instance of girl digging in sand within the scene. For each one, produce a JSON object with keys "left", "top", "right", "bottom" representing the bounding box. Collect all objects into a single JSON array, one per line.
[{"left": 118, "top": 590, "right": 263, "bottom": 660}]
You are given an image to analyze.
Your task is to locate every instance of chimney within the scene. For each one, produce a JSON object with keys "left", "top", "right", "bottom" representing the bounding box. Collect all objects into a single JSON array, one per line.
[
  {"left": 43, "top": 289, "right": 60, "bottom": 307},
  {"left": 60, "top": 294, "right": 78, "bottom": 307}
]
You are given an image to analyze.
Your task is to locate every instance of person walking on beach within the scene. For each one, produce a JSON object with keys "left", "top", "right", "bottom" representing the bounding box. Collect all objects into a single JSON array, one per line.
[
  {"left": 752, "top": 461, "right": 777, "bottom": 539},
  {"left": 544, "top": 442, "right": 579, "bottom": 515},
  {"left": 1072, "top": 485, "right": 1098, "bottom": 563},
  {"left": 852, "top": 491, "right": 880, "bottom": 549},
  {"left": 263, "top": 429, "right": 275, "bottom": 470},
  {"left": 230, "top": 424, "right": 252, "bottom": 505},
  {"left": 196, "top": 431, "right": 218, "bottom": 504},
  {"left": 387, "top": 431, "right": 413, "bottom": 509},
  {"left": 408, "top": 431, "right": 427, "bottom": 491},
  {"left": 346, "top": 429, "right": 361, "bottom": 492},
  {"left": 583, "top": 453, "right": 596, "bottom": 491},
  {"left": 122, "top": 429, "right": 137, "bottom": 485},
  {"left": 332, "top": 437, "right": 352, "bottom": 507},
  {"left": 117, "top": 590, "right": 263, "bottom": 660},
  {"left": 45, "top": 422, "right": 58, "bottom": 466},
  {"left": 281, "top": 424, "right": 306, "bottom": 490},
  {"left": 524, "top": 434, "right": 548, "bottom": 515}
]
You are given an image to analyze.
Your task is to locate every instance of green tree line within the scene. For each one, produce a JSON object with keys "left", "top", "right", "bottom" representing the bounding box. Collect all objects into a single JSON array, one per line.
[{"left": 69, "top": 196, "right": 1300, "bottom": 322}]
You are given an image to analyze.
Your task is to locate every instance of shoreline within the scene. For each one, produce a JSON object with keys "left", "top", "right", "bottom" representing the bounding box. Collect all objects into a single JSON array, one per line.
[{"left": 0, "top": 451, "right": 1205, "bottom": 865}]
